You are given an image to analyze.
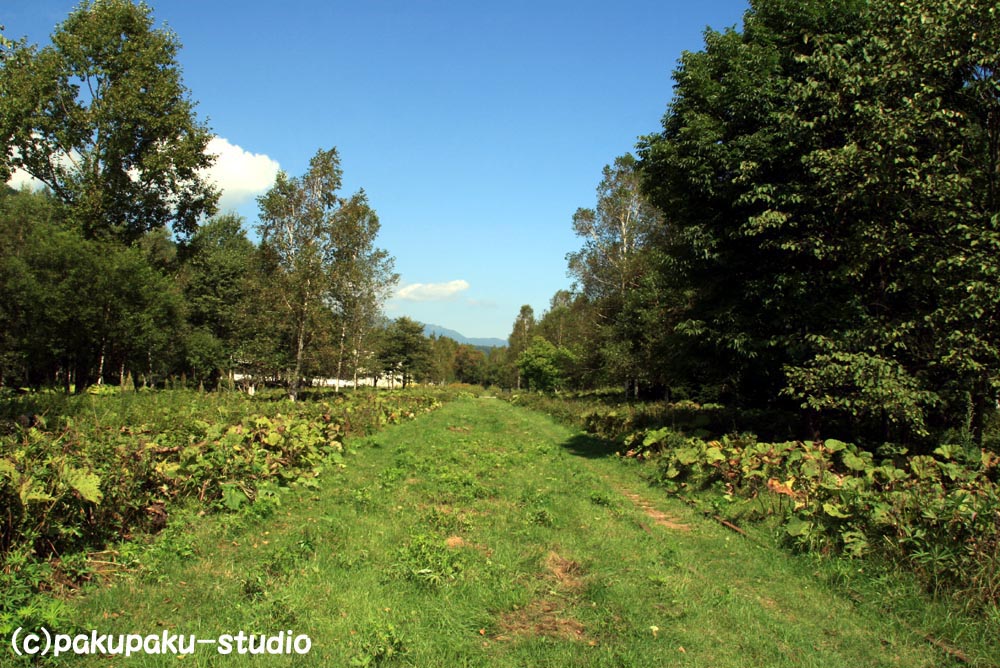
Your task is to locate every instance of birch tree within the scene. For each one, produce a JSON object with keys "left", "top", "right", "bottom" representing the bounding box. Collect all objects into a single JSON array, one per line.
[
  {"left": 256, "top": 148, "right": 344, "bottom": 400},
  {"left": 567, "top": 153, "right": 662, "bottom": 395},
  {"left": 327, "top": 190, "right": 397, "bottom": 389},
  {"left": 257, "top": 149, "right": 395, "bottom": 399}
]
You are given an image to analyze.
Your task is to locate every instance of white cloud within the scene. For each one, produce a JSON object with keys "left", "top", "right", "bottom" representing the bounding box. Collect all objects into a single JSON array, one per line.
[
  {"left": 7, "top": 137, "right": 280, "bottom": 214},
  {"left": 203, "top": 136, "right": 280, "bottom": 211},
  {"left": 396, "top": 280, "right": 470, "bottom": 302}
]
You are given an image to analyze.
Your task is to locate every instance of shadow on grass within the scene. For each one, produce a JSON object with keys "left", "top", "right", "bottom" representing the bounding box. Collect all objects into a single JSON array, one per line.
[{"left": 560, "top": 432, "right": 621, "bottom": 459}]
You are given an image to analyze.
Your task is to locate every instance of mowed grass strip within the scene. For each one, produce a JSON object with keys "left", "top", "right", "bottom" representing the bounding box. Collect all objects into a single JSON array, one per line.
[{"left": 66, "top": 397, "right": 962, "bottom": 667}]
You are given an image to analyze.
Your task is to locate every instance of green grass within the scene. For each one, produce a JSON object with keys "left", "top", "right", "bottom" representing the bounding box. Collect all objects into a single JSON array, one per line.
[{"left": 49, "top": 398, "right": 993, "bottom": 666}]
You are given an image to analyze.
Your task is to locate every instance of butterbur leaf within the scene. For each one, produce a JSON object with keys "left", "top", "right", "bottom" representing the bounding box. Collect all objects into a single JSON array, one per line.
[
  {"left": 823, "top": 502, "right": 850, "bottom": 518},
  {"left": 0, "top": 458, "right": 17, "bottom": 480},
  {"left": 842, "top": 451, "right": 868, "bottom": 472},
  {"left": 705, "top": 446, "right": 726, "bottom": 463},
  {"left": 221, "top": 484, "right": 247, "bottom": 510},
  {"left": 643, "top": 427, "right": 671, "bottom": 447},
  {"left": 675, "top": 447, "right": 700, "bottom": 465},
  {"left": 19, "top": 478, "right": 55, "bottom": 505},
  {"left": 785, "top": 517, "right": 812, "bottom": 537},
  {"left": 932, "top": 444, "right": 961, "bottom": 461},
  {"left": 824, "top": 439, "right": 848, "bottom": 452},
  {"left": 66, "top": 468, "right": 103, "bottom": 504}
]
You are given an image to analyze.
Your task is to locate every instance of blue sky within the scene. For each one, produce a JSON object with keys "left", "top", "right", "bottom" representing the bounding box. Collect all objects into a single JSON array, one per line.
[{"left": 6, "top": 0, "right": 750, "bottom": 340}]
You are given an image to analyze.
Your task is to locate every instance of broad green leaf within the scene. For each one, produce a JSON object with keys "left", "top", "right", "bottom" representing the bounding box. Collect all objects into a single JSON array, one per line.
[
  {"left": 19, "top": 479, "right": 54, "bottom": 505},
  {"left": 842, "top": 452, "right": 868, "bottom": 472},
  {"left": 704, "top": 446, "right": 726, "bottom": 464},
  {"left": 0, "top": 458, "right": 17, "bottom": 480},
  {"left": 675, "top": 447, "right": 701, "bottom": 466},
  {"left": 221, "top": 484, "right": 247, "bottom": 510},
  {"left": 785, "top": 517, "right": 812, "bottom": 537},
  {"left": 823, "top": 502, "right": 850, "bottom": 519},
  {"left": 824, "top": 439, "right": 848, "bottom": 453}
]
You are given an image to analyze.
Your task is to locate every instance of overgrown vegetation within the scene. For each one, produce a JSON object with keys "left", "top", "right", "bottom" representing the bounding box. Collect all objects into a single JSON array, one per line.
[
  {"left": 508, "top": 0, "right": 1000, "bottom": 452},
  {"left": 511, "top": 390, "right": 1000, "bottom": 618},
  {"left": 0, "top": 386, "right": 456, "bottom": 636},
  {"left": 61, "top": 398, "right": 992, "bottom": 666}
]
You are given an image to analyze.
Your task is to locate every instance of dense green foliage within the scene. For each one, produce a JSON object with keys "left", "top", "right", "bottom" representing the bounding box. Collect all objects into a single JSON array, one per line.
[
  {"left": 516, "top": 0, "right": 1000, "bottom": 451},
  {"left": 0, "top": 2, "right": 405, "bottom": 394},
  {"left": 254, "top": 148, "right": 397, "bottom": 399},
  {"left": 0, "top": 387, "right": 456, "bottom": 634},
  {"left": 0, "top": 0, "right": 218, "bottom": 242},
  {"left": 4, "top": 0, "right": 1000, "bottom": 650},
  {"left": 59, "top": 399, "right": 991, "bottom": 666}
]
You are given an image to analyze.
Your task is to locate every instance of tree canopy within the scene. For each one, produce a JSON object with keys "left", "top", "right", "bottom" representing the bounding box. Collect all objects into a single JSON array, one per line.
[{"left": 0, "top": 0, "right": 218, "bottom": 244}]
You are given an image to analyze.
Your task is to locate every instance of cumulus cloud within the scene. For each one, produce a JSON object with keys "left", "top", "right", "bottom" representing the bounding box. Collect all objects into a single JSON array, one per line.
[
  {"left": 202, "top": 136, "right": 280, "bottom": 211},
  {"left": 396, "top": 280, "right": 470, "bottom": 302},
  {"left": 6, "top": 137, "right": 280, "bottom": 214}
]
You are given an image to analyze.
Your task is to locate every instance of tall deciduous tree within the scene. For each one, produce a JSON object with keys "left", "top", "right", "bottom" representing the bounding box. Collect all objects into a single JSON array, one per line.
[
  {"left": 779, "top": 0, "right": 1000, "bottom": 441},
  {"left": 637, "top": 0, "right": 1000, "bottom": 442},
  {"left": 257, "top": 148, "right": 394, "bottom": 399},
  {"left": 327, "top": 190, "right": 397, "bottom": 389},
  {"left": 0, "top": 0, "right": 218, "bottom": 243},
  {"left": 517, "top": 336, "right": 575, "bottom": 393},
  {"left": 257, "top": 148, "right": 344, "bottom": 400},
  {"left": 568, "top": 153, "right": 664, "bottom": 396},
  {"left": 507, "top": 305, "right": 535, "bottom": 390},
  {"left": 639, "top": 0, "right": 868, "bottom": 408},
  {"left": 179, "top": 213, "right": 255, "bottom": 384}
]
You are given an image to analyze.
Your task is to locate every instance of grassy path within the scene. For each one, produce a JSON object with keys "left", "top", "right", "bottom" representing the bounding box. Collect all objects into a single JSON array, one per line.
[{"left": 66, "top": 398, "right": 964, "bottom": 666}]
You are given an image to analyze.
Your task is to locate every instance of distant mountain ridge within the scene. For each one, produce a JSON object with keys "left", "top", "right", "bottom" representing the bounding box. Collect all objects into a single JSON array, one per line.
[{"left": 421, "top": 323, "right": 507, "bottom": 349}]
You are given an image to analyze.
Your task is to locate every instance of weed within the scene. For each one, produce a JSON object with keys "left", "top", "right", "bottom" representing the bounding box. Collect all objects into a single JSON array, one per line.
[
  {"left": 528, "top": 508, "right": 555, "bottom": 527},
  {"left": 350, "top": 620, "right": 407, "bottom": 667},
  {"left": 391, "top": 534, "right": 465, "bottom": 587}
]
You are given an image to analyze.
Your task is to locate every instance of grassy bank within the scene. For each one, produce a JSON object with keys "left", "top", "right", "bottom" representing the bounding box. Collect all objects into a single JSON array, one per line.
[{"left": 38, "top": 398, "right": 990, "bottom": 666}]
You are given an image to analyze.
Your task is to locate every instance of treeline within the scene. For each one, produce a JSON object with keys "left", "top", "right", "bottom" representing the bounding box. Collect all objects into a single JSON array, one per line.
[
  {"left": 0, "top": 164, "right": 398, "bottom": 399},
  {"left": 0, "top": 1, "right": 406, "bottom": 399},
  {"left": 510, "top": 0, "right": 1000, "bottom": 449}
]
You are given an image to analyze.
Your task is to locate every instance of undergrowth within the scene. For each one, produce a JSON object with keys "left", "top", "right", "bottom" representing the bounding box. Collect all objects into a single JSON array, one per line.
[
  {"left": 508, "top": 391, "right": 1000, "bottom": 616},
  {"left": 0, "top": 386, "right": 457, "bottom": 636}
]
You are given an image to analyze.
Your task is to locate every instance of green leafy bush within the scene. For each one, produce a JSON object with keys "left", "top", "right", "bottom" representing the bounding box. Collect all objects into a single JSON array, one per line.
[{"left": 638, "top": 427, "right": 1000, "bottom": 610}]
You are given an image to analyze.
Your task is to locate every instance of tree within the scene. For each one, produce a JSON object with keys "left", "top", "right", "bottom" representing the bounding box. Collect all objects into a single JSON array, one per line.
[
  {"left": 569, "top": 154, "right": 662, "bottom": 303},
  {"left": 535, "top": 290, "right": 602, "bottom": 389},
  {"left": 638, "top": 0, "right": 869, "bottom": 409},
  {"left": 0, "top": 0, "right": 218, "bottom": 244},
  {"left": 454, "top": 345, "right": 486, "bottom": 385},
  {"left": 517, "top": 336, "right": 575, "bottom": 393},
  {"left": 778, "top": 0, "right": 1000, "bottom": 442},
  {"left": 507, "top": 305, "right": 535, "bottom": 389},
  {"left": 326, "top": 190, "right": 397, "bottom": 389},
  {"left": 256, "top": 148, "right": 346, "bottom": 400},
  {"left": 178, "top": 213, "right": 255, "bottom": 385},
  {"left": 427, "top": 335, "right": 459, "bottom": 384},
  {"left": 0, "top": 188, "right": 184, "bottom": 392},
  {"left": 636, "top": 0, "right": 1000, "bottom": 442},
  {"left": 568, "top": 153, "right": 664, "bottom": 396},
  {"left": 378, "top": 317, "right": 431, "bottom": 388}
]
